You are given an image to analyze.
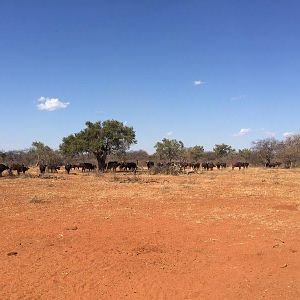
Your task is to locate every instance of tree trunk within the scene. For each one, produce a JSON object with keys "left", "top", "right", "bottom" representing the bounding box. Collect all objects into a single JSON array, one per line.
[{"left": 95, "top": 154, "right": 106, "bottom": 172}]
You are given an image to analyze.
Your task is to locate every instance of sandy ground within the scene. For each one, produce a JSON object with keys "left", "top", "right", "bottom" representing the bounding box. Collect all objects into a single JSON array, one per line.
[{"left": 0, "top": 167, "right": 299, "bottom": 299}]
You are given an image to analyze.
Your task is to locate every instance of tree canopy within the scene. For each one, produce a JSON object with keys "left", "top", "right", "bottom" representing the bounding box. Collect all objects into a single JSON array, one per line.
[
  {"left": 60, "top": 120, "right": 136, "bottom": 170},
  {"left": 252, "top": 138, "right": 281, "bottom": 164},
  {"left": 30, "top": 141, "right": 55, "bottom": 165},
  {"left": 238, "top": 148, "right": 252, "bottom": 161},
  {"left": 213, "top": 143, "right": 235, "bottom": 157},
  {"left": 154, "top": 138, "right": 184, "bottom": 162},
  {"left": 278, "top": 134, "right": 300, "bottom": 167},
  {"left": 185, "top": 145, "right": 204, "bottom": 161}
]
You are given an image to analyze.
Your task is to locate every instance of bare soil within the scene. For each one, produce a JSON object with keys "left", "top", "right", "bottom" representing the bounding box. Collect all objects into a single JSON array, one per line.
[{"left": 1, "top": 168, "right": 299, "bottom": 299}]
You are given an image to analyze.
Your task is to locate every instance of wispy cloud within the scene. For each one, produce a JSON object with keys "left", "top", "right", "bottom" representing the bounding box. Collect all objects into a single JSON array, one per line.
[
  {"left": 283, "top": 131, "right": 295, "bottom": 138},
  {"left": 95, "top": 110, "right": 106, "bottom": 114},
  {"left": 264, "top": 131, "right": 276, "bottom": 138},
  {"left": 193, "top": 80, "right": 205, "bottom": 86},
  {"left": 37, "top": 97, "right": 70, "bottom": 111},
  {"left": 231, "top": 95, "right": 247, "bottom": 101},
  {"left": 233, "top": 128, "right": 252, "bottom": 137},
  {"left": 166, "top": 131, "right": 173, "bottom": 136}
]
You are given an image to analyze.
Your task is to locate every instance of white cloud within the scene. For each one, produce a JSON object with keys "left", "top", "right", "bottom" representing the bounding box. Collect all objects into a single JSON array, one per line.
[
  {"left": 234, "top": 128, "right": 252, "bottom": 137},
  {"left": 231, "top": 95, "right": 247, "bottom": 101},
  {"left": 37, "top": 97, "right": 70, "bottom": 111},
  {"left": 166, "top": 131, "right": 173, "bottom": 136},
  {"left": 194, "top": 80, "right": 205, "bottom": 86},
  {"left": 283, "top": 131, "right": 295, "bottom": 138}
]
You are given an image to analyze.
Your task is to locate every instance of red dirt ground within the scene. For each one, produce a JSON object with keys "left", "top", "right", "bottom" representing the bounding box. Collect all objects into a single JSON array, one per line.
[{"left": 0, "top": 168, "right": 299, "bottom": 299}]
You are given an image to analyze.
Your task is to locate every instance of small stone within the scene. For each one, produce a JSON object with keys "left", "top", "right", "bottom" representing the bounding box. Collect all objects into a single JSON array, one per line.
[{"left": 66, "top": 226, "right": 78, "bottom": 231}]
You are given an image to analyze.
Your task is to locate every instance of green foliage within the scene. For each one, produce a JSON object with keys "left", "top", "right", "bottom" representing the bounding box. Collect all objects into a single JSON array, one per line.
[
  {"left": 185, "top": 145, "right": 204, "bottom": 161},
  {"left": 60, "top": 120, "right": 136, "bottom": 169},
  {"left": 0, "top": 151, "right": 7, "bottom": 161},
  {"left": 154, "top": 138, "right": 184, "bottom": 162},
  {"left": 30, "top": 141, "right": 61, "bottom": 165},
  {"left": 213, "top": 143, "right": 235, "bottom": 157},
  {"left": 238, "top": 148, "right": 252, "bottom": 160}
]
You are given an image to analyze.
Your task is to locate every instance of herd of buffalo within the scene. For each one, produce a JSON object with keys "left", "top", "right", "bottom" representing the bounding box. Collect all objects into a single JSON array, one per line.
[
  {"left": 0, "top": 160, "right": 262, "bottom": 177},
  {"left": 0, "top": 159, "right": 286, "bottom": 177}
]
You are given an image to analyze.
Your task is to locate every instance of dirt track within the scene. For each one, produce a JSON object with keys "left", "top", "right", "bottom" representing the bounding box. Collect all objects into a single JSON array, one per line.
[{"left": 1, "top": 168, "right": 299, "bottom": 299}]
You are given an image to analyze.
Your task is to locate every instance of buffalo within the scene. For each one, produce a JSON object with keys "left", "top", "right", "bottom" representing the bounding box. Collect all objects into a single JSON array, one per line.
[
  {"left": 216, "top": 162, "right": 227, "bottom": 169},
  {"left": 79, "top": 162, "right": 96, "bottom": 172},
  {"left": 106, "top": 161, "right": 120, "bottom": 172},
  {"left": 10, "top": 164, "right": 29, "bottom": 175},
  {"left": 71, "top": 164, "right": 80, "bottom": 170},
  {"left": 47, "top": 165, "right": 60, "bottom": 173},
  {"left": 232, "top": 162, "right": 249, "bottom": 170},
  {"left": 146, "top": 161, "right": 155, "bottom": 170},
  {"left": 202, "top": 162, "right": 215, "bottom": 171},
  {"left": 65, "top": 164, "right": 72, "bottom": 174},
  {"left": 0, "top": 164, "right": 9, "bottom": 176},
  {"left": 190, "top": 162, "right": 201, "bottom": 171},
  {"left": 266, "top": 162, "right": 281, "bottom": 168},
  {"left": 39, "top": 164, "right": 47, "bottom": 174},
  {"left": 119, "top": 161, "right": 138, "bottom": 172}
]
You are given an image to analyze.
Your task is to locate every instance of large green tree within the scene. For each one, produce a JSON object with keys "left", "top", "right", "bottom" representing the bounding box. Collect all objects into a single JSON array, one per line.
[
  {"left": 213, "top": 143, "right": 235, "bottom": 157},
  {"left": 154, "top": 138, "right": 184, "bottom": 162},
  {"left": 60, "top": 120, "right": 136, "bottom": 171}
]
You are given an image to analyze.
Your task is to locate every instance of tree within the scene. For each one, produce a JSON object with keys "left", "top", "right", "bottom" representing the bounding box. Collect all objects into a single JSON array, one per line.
[
  {"left": 238, "top": 148, "right": 252, "bottom": 161},
  {"left": 60, "top": 120, "right": 136, "bottom": 171},
  {"left": 0, "top": 151, "right": 7, "bottom": 162},
  {"left": 185, "top": 145, "right": 204, "bottom": 161},
  {"left": 30, "top": 141, "right": 54, "bottom": 165},
  {"left": 252, "top": 138, "right": 281, "bottom": 164},
  {"left": 278, "top": 134, "right": 300, "bottom": 167},
  {"left": 123, "top": 150, "right": 150, "bottom": 162},
  {"left": 213, "top": 143, "right": 235, "bottom": 158},
  {"left": 154, "top": 138, "right": 184, "bottom": 162}
]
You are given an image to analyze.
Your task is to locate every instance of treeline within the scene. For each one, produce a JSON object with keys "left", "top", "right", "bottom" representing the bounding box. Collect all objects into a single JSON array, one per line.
[{"left": 1, "top": 135, "right": 300, "bottom": 168}]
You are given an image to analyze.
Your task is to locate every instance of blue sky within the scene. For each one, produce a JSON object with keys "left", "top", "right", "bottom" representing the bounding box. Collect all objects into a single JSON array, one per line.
[{"left": 0, "top": 0, "right": 299, "bottom": 153}]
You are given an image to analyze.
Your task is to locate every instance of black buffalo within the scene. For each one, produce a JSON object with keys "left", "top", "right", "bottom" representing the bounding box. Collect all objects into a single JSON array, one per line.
[
  {"left": 120, "top": 162, "right": 138, "bottom": 172},
  {"left": 146, "top": 161, "right": 155, "bottom": 170},
  {"left": 106, "top": 161, "right": 120, "bottom": 172},
  {"left": 71, "top": 164, "right": 80, "bottom": 170},
  {"left": 216, "top": 162, "right": 227, "bottom": 169},
  {"left": 39, "top": 164, "right": 47, "bottom": 174},
  {"left": 48, "top": 165, "right": 60, "bottom": 173},
  {"left": 10, "top": 164, "right": 29, "bottom": 175},
  {"left": 232, "top": 162, "right": 249, "bottom": 170},
  {"left": 202, "top": 162, "right": 215, "bottom": 171},
  {"left": 65, "top": 164, "right": 72, "bottom": 174},
  {"left": 79, "top": 162, "right": 96, "bottom": 172},
  {"left": 0, "top": 164, "right": 9, "bottom": 176},
  {"left": 266, "top": 162, "right": 281, "bottom": 168},
  {"left": 190, "top": 162, "right": 201, "bottom": 171}
]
